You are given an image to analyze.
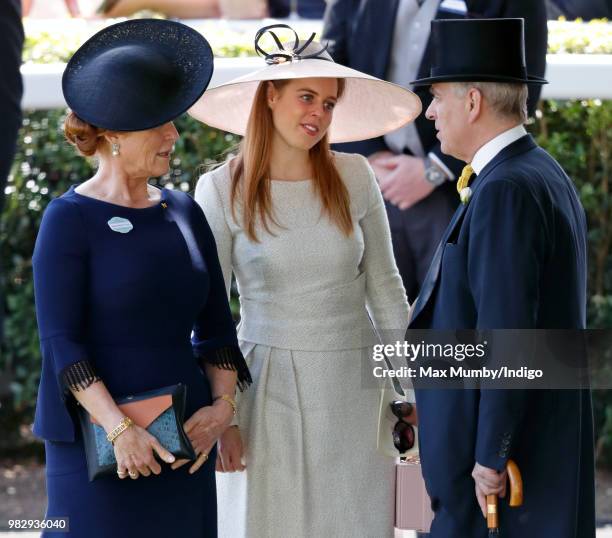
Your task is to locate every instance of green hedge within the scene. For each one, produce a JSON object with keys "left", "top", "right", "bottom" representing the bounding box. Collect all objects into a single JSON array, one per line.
[
  {"left": 1, "top": 19, "right": 611, "bottom": 465},
  {"left": 529, "top": 98, "right": 612, "bottom": 466}
]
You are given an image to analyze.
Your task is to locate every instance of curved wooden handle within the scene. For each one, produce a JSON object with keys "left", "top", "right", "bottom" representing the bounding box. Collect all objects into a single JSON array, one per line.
[
  {"left": 506, "top": 459, "right": 523, "bottom": 507},
  {"left": 487, "top": 459, "right": 523, "bottom": 530}
]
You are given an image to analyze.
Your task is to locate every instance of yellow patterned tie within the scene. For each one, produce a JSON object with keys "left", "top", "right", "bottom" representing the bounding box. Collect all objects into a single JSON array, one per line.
[{"left": 456, "top": 164, "right": 474, "bottom": 195}]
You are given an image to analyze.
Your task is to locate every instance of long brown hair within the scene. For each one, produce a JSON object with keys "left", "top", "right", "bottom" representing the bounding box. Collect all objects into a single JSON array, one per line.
[{"left": 230, "top": 78, "right": 352, "bottom": 242}]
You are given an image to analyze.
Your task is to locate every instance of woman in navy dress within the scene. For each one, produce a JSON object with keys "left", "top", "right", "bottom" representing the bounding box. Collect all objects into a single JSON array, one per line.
[{"left": 32, "top": 19, "right": 251, "bottom": 537}]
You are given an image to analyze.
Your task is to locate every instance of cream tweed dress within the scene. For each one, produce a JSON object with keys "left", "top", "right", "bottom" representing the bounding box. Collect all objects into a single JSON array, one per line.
[{"left": 195, "top": 151, "right": 409, "bottom": 538}]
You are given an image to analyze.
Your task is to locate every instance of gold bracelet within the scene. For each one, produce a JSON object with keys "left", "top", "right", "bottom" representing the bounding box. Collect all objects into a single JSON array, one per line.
[
  {"left": 214, "top": 394, "right": 237, "bottom": 416},
  {"left": 106, "top": 416, "right": 134, "bottom": 444}
]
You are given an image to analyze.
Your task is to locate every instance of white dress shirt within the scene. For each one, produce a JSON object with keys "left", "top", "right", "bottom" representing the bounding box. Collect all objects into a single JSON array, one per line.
[
  {"left": 384, "top": 0, "right": 439, "bottom": 158},
  {"left": 384, "top": 0, "right": 468, "bottom": 181},
  {"left": 471, "top": 124, "right": 528, "bottom": 175}
]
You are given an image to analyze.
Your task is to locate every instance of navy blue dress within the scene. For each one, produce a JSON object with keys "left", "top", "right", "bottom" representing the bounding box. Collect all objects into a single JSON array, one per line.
[{"left": 32, "top": 185, "right": 249, "bottom": 537}]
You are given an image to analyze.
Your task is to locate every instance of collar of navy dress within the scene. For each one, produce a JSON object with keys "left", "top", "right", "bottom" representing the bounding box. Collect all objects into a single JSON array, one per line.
[{"left": 68, "top": 184, "right": 169, "bottom": 212}]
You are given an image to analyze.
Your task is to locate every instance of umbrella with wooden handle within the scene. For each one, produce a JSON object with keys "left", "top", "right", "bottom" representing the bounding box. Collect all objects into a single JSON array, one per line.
[{"left": 487, "top": 459, "right": 523, "bottom": 535}]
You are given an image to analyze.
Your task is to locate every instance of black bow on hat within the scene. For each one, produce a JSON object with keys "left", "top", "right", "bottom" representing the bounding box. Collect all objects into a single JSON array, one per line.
[{"left": 254, "top": 24, "right": 331, "bottom": 64}]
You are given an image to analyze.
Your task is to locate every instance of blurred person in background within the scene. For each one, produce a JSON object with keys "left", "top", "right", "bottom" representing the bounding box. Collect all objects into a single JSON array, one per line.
[
  {"left": 97, "top": 0, "right": 326, "bottom": 18},
  {"left": 23, "top": 0, "right": 327, "bottom": 19},
  {"left": 323, "top": 0, "right": 548, "bottom": 304},
  {"left": 93, "top": 0, "right": 325, "bottom": 18},
  {"left": 22, "top": 0, "right": 81, "bottom": 17},
  {"left": 0, "top": 0, "right": 24, "bottom": 344},
  {"left": 547, "top": 0, "right": 611, "bottom": 20}
]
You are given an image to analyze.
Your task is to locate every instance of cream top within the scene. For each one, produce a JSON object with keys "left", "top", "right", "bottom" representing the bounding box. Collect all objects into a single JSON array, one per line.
[{"left": 194, "top": 151, "right": 409, "bottom": 353}]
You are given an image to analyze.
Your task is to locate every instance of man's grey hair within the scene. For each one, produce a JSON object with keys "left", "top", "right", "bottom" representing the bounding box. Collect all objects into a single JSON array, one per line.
[{"left": 453, "top": 82, "right": 529, "bottom": 123}]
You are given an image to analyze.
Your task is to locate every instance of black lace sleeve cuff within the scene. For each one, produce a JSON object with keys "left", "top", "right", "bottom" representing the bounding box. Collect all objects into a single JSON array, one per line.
[
  {"left": 197, "top": 345, "right": 252, "bottom": 392},
  {"left": 61, "top": 360, "right": 101, "bottom": 394}
]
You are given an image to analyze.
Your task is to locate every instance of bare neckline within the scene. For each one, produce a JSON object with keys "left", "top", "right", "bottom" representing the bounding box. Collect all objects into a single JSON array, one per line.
[{"left": 70, "top": 185, "right": 166, "bottom": 210}]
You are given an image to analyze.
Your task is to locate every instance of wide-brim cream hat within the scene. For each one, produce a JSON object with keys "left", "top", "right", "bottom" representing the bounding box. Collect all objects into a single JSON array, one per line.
[{"left": 189, "top": 24, "right": 422, "bottom": 143}]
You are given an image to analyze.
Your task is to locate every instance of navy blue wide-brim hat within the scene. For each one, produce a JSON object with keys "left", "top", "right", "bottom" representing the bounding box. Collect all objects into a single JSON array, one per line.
[
  {"left": 411, "top": 18, "right": 548, "bottom": 87},
  {"left": 62, "top": 19, "right": 214, "bottom": 131}
]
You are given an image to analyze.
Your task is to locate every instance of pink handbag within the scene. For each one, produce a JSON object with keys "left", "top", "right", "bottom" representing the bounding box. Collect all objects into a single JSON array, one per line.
[{"left": 395, "top": 456, "right": 434, "bottom": 533}]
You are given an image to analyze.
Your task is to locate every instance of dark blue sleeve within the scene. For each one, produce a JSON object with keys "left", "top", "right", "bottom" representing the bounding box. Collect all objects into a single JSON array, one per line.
[
  {"left": 467, "top": 179, "right": 548, "bottom": 469},
  {"left": 321, "top": 0, "right": 355, "bottom": 67},
  {"left": 32, "top": 197, "right": 92, "bottom": 441},
  {"left": 190, "top": 201, "right": 252, "bottom": 391}
]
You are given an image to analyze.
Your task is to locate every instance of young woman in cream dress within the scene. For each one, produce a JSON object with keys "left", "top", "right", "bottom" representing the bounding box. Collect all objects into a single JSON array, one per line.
[{"left": 190, "top": 26, "right": 421, "bottom": 538}]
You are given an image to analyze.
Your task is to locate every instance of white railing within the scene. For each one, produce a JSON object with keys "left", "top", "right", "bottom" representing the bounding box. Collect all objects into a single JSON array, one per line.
[
  {"left": 21, "top": 53, "right": 612, "bottom": 110},
  {"left": 20, "top": 18, "right": 612, "bottom": 109}
]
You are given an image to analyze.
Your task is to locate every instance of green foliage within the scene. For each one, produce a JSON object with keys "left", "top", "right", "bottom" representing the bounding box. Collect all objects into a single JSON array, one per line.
[
  {"left": 547, "top": 20, "right": 612, "bottom": 54},
  {"left": 530, "top": 98, "right": 612, "bottom": 328},
  {"left": 530, "top": 97, "right": 612, "bottom": 468}
]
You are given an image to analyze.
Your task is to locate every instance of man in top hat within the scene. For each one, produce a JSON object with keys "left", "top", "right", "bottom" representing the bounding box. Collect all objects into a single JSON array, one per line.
[
  {"left": 407, "top": 18, "right": 595, "bottom": 537},
  {"left": 322, "top": 0, "right": 547, "bottom": 304}
]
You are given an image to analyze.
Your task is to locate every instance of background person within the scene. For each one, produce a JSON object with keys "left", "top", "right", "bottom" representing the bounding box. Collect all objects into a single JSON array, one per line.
[
  {"left": 322, "top": 0, "right": 548, "bottom": 303},
  {"left": 96, "top": 0, "right": 326, "bottom": 18},
  {"left": 22, "top": 0, "right": 81, "bottom": 17}
]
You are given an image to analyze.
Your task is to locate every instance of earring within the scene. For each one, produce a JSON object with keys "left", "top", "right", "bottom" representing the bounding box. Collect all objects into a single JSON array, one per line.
[{"left": 111, "top": 142, "right": 120, "bottom": 157}]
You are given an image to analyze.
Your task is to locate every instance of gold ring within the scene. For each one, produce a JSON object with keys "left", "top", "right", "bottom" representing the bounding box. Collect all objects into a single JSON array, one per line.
[
  {"left": 128, "top": 470, "right": 138, "bottom": 478},
  {"left": 117, "top": 470, "right": 127, "bottom": 477}
]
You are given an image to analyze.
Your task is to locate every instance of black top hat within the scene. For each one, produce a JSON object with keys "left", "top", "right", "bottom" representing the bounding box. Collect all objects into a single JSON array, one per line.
[
  {"left": 411, "top": 18, "right": 548, "bottom": 86},
  {"left": 62, "top": 19, "right": 214, "bottom": 131}
]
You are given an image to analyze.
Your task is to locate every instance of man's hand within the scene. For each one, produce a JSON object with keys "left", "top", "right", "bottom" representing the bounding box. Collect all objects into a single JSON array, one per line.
[
  {"left": 370, "top": 154, "right": 434, "bottom": 210},
  {"left": 368, "top": 150, "right": 395, "bottom": 182},
  {"left": 472, "top": 462, "right": 507, "bottom": 518}
]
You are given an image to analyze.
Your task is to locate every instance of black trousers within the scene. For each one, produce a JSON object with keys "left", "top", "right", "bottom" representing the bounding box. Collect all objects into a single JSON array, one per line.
[
  {"left": 385, "top": 181, "right": 458, "bottom": 304},
  {"left": 0, "top": 0, "right": 24, "bottom": 342}
]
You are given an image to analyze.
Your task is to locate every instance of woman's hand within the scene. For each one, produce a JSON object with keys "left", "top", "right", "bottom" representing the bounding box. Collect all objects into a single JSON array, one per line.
[
  {"left": 216, "top": 426, "right": 245, "bottom": 472},
  {"left": 114, "top": 425, "right": 176, "bottom": 479},
  {"left": 186, "top": 399, "right": 235, "bottom": 453},
  {"left": 171, "top": 399, "right": 234, "bottom": 474}
]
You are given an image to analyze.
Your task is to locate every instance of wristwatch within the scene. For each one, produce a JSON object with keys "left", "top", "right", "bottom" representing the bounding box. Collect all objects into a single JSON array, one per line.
[{"left": 423, "top": 157, "right": 447, "bottom": 186}]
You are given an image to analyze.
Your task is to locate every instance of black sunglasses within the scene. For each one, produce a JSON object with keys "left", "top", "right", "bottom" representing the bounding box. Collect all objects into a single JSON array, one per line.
[
  {"left": 390, "top": 401, "right": 414, "bottom": 420},
  {"left": 390, "top": 401, "right": 415, "bottom": 453}
]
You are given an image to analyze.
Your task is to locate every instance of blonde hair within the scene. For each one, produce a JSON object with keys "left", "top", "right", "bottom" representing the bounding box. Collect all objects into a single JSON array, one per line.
[
  {"left": 63, "top": 111, "right": 108, "bottom": 156},
  {"left": 454, "top": 82, "right": 528, "bottom": 123},
  {"left": 230, "top": 79, "right": 351, "bottom": 242}
]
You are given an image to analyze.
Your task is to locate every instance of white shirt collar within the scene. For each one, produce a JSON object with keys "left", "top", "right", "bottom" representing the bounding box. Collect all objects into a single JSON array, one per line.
[{"left": 471, "top": 125, "right": 528, "bottom": 175}]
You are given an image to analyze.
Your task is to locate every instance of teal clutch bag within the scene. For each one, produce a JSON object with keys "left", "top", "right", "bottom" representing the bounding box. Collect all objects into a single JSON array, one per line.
[{"left": 77, "top": 384, "right": 196, "bottom": 481}]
